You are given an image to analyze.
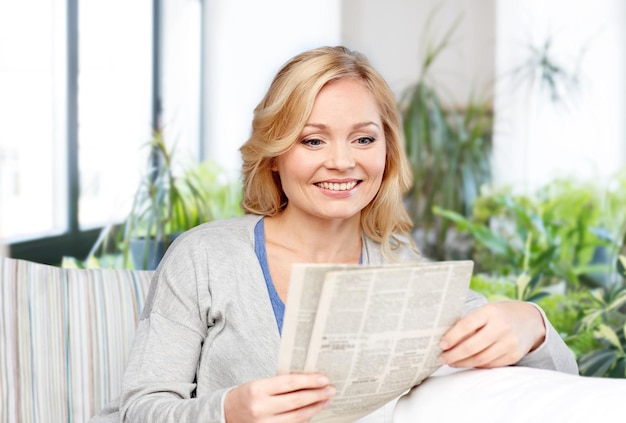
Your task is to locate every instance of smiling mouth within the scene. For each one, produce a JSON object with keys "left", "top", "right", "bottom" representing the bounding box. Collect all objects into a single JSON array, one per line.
[{"left": 315, "top": 181, "right": 359, "bottom": 191}]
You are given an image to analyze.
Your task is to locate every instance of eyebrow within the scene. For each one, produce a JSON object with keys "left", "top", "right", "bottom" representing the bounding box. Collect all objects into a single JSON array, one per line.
[{"left": 304, "top": 121, "right": 381, "bottom": 130}]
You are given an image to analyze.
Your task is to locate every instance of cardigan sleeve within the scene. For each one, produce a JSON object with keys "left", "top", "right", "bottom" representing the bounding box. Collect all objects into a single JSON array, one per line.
[
  {"left": 515, "top": 303, "right": 579, "bottom": 374},
  {"left": 120, "top": 316, "right": 227, "bottom": 423},
  {"left": 119, "top": 216, "right": 280, "bottom": 423},
  {"left": 119, "top": 234, "right": 226, "bottom": 423}
]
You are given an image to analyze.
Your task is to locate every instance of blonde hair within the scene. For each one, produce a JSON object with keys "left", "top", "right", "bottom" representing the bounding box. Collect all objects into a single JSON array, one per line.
[{"left": 239, "top": 46, "right": 416, "bottom": 259}]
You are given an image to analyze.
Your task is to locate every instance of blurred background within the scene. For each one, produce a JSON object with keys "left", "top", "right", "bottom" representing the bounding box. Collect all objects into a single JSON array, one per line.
[
  {"left": 1, "top": 0, "right": 624, "bottom": 266},
  {"left": 2, "top": 0, "right": 626, "bottom": 378}
]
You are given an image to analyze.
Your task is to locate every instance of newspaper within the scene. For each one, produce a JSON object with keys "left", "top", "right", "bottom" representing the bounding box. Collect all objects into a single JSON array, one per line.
[{"left": 276, "top": 260, "right": 473, "bottom": 422}]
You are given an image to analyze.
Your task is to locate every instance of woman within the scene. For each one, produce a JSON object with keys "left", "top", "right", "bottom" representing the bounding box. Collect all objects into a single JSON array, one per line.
[{"left": 95, "top": 46, "right": 577, "bottom": 423}]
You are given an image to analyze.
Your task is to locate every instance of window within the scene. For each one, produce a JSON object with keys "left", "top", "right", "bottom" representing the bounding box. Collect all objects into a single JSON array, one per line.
[
  {"left": 0, "top": 0, "right": 202, "bottom": 264},
  {"left": 0, "top": 0, "right": 73, "bottom": 241},
  {"left": 78, "top": 0, "right": 154, "bottom": 229}
]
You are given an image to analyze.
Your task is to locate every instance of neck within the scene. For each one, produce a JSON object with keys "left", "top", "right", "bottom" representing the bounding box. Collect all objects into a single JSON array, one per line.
[{"left": 264, "top": 211, "right": 362, "bottom": 264}]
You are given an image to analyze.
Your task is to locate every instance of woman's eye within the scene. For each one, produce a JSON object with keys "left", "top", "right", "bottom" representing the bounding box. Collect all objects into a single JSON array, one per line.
[
  {"left": 356, "top": 136, "right": 375, "bottom": 145},
  {"left": 302, "top": 138, "right": 323, "bottom": 147}
]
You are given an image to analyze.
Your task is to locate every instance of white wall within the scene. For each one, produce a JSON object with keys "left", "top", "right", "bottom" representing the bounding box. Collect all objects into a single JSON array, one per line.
[
  {"left": 200, "top": 0, "right": 626, "bottom": 191},
  {"left": 202, "top": 0, "right": 341, "bottom": 176},
  {"left": 161, "top": 0, "right": 202, "bottom": 163},
  {"left": 493, "top": 0, "right": 626, "bottom": 192},
  {"left": 341, "top": 0, "right": 496, "bottom": 105}
]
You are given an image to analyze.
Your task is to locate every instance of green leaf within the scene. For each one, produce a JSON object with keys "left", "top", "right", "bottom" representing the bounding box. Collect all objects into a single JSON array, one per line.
[
  {"left": 516, "top": 273, "right": 531, "bottom": 301},
  {"left": 607, "top": 290, "right": 626, "bottom": 312},
  {"left": 434, "top": 207, "right": 510, "bottom": 255},
  {"left": 590, "top": 288, "right": 607, "bottom": 305},
  {"left": 618, "top": 255, "right": 626, "bottom": 277},
  {"left": 608, "top": 358, "right": 626, "bottom": 378},
  {"left": 526, "top": 291, "right": 551, "bottom": 303},
  {"left": 579, "top": 349, "right": 617, "bottom": 377},
  {"left": 594, "top": 324, "right": 624, "bottom": 353}
]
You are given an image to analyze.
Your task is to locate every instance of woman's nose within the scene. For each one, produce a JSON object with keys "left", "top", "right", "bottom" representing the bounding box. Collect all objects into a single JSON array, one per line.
[{"left": 325, "top": 142, "right": 356, "bottom": 170}]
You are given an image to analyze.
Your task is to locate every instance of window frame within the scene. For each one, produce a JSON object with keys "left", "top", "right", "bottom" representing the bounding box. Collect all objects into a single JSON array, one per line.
[{"left": 7, "top": 0, "right": 172, "bottom": 265}]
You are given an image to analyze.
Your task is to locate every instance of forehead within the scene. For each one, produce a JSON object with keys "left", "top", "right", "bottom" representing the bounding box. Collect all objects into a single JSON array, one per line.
[
  {"left": 309, "top": 78, "right": 381, "bottom": 118},
  {"left": 318, "top": 77, "right": 372, "bottom": 98}
]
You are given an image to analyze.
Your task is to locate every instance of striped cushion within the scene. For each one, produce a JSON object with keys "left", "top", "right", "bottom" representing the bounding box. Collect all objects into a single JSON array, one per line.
[{"left": 0, "top": 256, "right": 153, "bottom": 423}]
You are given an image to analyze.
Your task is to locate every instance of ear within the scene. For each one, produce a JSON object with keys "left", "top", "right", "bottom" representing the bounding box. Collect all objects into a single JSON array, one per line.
[{"left": 270, "top": 157, "right": 279, "bottom": 172}]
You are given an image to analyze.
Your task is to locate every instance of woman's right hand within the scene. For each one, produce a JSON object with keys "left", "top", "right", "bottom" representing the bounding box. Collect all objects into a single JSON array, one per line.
[{"left": 224, "top": 373, "right": 336, "bottom": 422}]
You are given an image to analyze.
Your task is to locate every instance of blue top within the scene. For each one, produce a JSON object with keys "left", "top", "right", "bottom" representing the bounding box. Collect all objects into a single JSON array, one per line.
[
  {"left": 254, "top": 217, "right": 364, "bottom": 334},
  {"left": 254, "top": 218, "right": 285, "bottom": 333}
]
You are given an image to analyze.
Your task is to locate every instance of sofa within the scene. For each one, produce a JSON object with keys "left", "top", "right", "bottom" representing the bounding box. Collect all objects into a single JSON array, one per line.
[
  {"left": 3, "top": 255, "right": 626, "bottom": 423},
  {"left": 393, "top": 364, "right": 626, "bottom": 422},
  {"left": 0, "top": 256, "right": 153, "bottom": 423}
]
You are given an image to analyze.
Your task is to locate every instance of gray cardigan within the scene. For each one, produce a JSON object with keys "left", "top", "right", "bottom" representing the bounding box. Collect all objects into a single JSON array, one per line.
[{"left": 93, "top": 214, "right": 577, "bottom": 423}]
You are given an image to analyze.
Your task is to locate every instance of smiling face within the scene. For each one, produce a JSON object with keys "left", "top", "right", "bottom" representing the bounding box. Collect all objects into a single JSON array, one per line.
[{"left": 273, "top": 77, "right": 387, "bottom": 224}]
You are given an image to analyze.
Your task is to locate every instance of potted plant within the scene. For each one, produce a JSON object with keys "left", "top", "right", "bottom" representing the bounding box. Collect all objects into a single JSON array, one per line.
[
  {"left": 400, "top": 12, "right": 493, "bottom": 260},
  {"left": 74, "top": 129, "right": 243, "bottom": 270},
  {"left": 121, "top": 129, "right": 243, "bottom": 269}
]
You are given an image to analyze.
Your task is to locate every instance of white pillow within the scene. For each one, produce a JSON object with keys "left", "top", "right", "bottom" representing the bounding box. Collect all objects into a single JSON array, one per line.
[{"left": 393, "top": 366, "right": 626, "bottom": 422}]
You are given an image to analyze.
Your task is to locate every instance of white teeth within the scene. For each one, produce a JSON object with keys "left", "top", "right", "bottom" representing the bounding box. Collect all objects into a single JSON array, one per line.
[{"left": 317, "top": 181, "right": 357, "bottom": 191}]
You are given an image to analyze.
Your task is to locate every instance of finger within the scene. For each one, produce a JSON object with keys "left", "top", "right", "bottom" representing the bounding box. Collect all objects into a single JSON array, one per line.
[
  {"left": 273, "top": 385, "right": 336, "bottom": 417},
  {"left": 267, "top": 373, "right": 330, "bottom": 396},
  {"left": 442, "top": 318, "right": 530, "bottom": 368},
  {"left": 260, "top": 374, "right": 334, "bottom": 417},
  {"left": 446, "top": 341, "right": 511, "bottom": 369},
  {"left": 232, "top": 376, "right": 334, "bottom": 419},
  {"left": 450, "top": 330, "right": 528, "bottom": 369},
  {"left": 275, "top": 397, "right": 332, "bottom": 423},
  {"left": 439, "top": 324, "right": 498, "bottom": 366},
  {"left": 443, "top": 328, "right": 513, "bottom": 368},
  {"left": 440, "top": 307, "right": 490, "bottom": 351}
]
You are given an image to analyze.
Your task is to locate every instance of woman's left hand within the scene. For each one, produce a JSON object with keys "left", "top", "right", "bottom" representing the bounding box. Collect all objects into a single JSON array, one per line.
[{"left": 438, "top": 301, "right": 546, "bottom": 369}]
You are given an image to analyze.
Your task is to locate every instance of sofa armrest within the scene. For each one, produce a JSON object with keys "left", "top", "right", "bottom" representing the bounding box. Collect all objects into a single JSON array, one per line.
[{"left": 393, "top": 366, "right": 626, "bottom": 422}]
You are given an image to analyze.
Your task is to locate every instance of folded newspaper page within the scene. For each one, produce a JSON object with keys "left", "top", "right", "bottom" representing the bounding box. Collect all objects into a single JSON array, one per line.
[{"left": 276, "top": 260, "right": 473, "bottom": 422}]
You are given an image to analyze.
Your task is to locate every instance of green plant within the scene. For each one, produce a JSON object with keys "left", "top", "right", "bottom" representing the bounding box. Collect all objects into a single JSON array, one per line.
[
  {"left": 445, "top": 177, "right": 626, "bottom": 378},
  {"left": 74, "top": 129, "right": 243, "bottom": 270},
  {"left": 117, "top": 130, "right": 192, "bottom": 268},
  {"left": 578, "top": 255, "right": 626, "bottom": 377},
  {"left": 400, "top": 9, "right": 493, "bottom": 260},
  {"left": 469, "top": 273, "right": 516, "bottom": 301},
  {"left": 509, "top": 33, "right": 587, "bottom": 108},
  {"left": 536, "top": 290, "right": 600, "bottom": 359},
  {"left": 578, "top": 323, "right": 626, "bottom": 377},
  {"left": 435, "top": 177, "right": 625, "bottom": 291},
  {"left": 184, "top": 160, "right": 243, "bottom": 221}
]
